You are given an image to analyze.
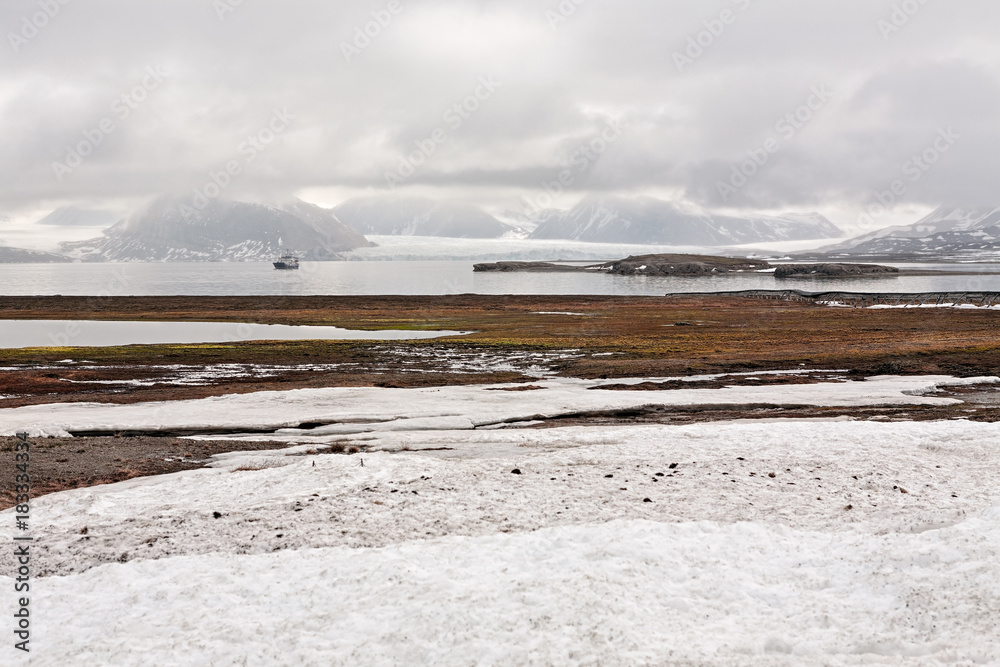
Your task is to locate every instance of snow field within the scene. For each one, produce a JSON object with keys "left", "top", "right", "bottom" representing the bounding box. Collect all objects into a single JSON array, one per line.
[
  {"left": 3, "top": 379, "right": 1000, "bottom": 665},
  {"left": 5, "top": 420, "right": 999, "bottom": 580},
  {"left": 16, "top": 512, "right": 1000, "bottom": 666},
  {"left": 1, "top": 374, "right": 994, "bottom": 438}
]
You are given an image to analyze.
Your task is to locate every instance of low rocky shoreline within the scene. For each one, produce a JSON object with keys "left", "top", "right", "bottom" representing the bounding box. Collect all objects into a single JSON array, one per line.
[
  {"left": 474, "top": 253, "right": 901, "bottom": 277},
  {"left": 773, "top": 263, "right": 899, "bottom": 278}
]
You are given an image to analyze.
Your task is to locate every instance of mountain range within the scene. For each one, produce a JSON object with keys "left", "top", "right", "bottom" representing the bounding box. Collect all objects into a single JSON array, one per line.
[
  {"left": 331, "top": 194, "right": 848, "bottom": 245},
  {"left": 8, "top": 196, "right": 1000, "bottom": 264},
  {"left": 527, "top": 196, "right": 844, "bottom": 245},
  {"left": 334, "top": 196, "right": 516, "bottom": 238},
  {"left": 61, "top": 196, "right": 372, "bottom": 262},
  {"left": 815, "top": 206, "right": 1000, "bottom": 260}
]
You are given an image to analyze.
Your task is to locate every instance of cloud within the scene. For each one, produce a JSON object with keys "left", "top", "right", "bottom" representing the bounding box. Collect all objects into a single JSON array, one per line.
[{"left": 0, "top": 0, "right": 998, "bottom": 227}]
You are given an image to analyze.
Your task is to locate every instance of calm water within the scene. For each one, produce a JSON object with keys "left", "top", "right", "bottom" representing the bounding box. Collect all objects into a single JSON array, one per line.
[
  {"left": 2, "top": 261, "right": 1000, "bottom": 296},
  {"left": 0, "top": 320, "right": 470, "bottom": 349}
]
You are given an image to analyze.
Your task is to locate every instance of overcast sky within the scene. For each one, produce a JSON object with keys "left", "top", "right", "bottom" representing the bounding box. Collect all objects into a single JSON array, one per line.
[{"left": 1, "top": 0, "right": 998, "bottom": 233}]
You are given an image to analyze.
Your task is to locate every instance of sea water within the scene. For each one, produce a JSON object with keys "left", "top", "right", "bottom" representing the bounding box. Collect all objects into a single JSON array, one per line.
[{"left": 1, "top": 261, "right": 999, "bottom": 297}]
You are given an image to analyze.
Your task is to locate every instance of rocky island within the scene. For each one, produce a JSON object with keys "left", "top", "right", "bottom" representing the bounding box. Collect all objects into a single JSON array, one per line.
[
  {"left": 474, "top": 254, "right": 898, "bottom": 278},
  {"left": 773, "top": 263, "right": 900, "bottom": 278}
]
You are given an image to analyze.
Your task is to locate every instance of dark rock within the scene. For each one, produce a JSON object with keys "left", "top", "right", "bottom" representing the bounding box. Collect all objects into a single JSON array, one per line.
[
  {"left": 511, "top": 469, "right": 522, "bottom": 475},
  {"left": 212, "top": 511, "right": 222, "bottom": 519},
  {"left": 473, "top": 261, "right": 585, "bottom": 273},
  {"left": 773, "top": 263, "right": 899, "bottom": 279},
  {"left": 604, "top": 254, "right": 770, "bottom": 277},
  {"left": 474, "top": 253, "right": 773, "bottom": 276}
]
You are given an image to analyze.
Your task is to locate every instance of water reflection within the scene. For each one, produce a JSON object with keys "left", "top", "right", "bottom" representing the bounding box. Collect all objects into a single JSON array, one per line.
[{"left": 0, "top": 320, "right": 469, "bottom": 349}]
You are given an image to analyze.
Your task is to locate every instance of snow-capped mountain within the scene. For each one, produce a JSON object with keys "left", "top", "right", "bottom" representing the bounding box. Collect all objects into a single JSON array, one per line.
[
  {"left": 528, "top": 196, "right": 843, "bottom": 245},
  {"left": 334, "top": 196, "right": 515, "bottom": 238},
  {"left": 495, "top": 208, "right": 563, "bottom": 237},
  {"left": 61, "top": 196, "right": 372, "bottom": 262},
  {"left": 37, "top": 207, "right": 119, "bottom": 227},
  {"left": 818, "top": 206, "right": 1000, "bottom": 259}
]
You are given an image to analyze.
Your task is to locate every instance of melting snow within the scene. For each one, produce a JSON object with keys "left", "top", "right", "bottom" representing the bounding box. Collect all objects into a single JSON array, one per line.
[
  {"left": 3, "top": 378, "right": 1000, "bottom": 665},
  {"left": 0, "top": 374, "right": 993, "bottom": 438}
]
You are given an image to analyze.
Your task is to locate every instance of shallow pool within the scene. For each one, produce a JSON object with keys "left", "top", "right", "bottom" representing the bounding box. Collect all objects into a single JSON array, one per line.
[{"left": 0, "top": 320, "right": 470, "bottom": 349}]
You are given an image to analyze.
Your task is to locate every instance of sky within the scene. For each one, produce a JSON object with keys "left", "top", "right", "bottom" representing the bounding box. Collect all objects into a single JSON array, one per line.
[{"left": 1, "top": 0, "right": 998, "bottom": 236}]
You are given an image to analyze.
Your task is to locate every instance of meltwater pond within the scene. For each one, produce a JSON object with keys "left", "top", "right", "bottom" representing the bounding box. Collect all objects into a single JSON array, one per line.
[{"left": 0, "top": 320, "right": 469, "bottom": 349}]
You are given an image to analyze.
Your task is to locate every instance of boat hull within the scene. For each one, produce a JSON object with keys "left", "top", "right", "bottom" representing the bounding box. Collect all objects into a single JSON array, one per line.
[{"left": 273, "top": 262, "right": 299, "bottom": 270}]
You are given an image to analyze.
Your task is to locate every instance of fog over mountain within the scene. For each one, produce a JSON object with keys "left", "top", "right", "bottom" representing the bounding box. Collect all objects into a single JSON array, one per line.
[
  {"left": 529, "top": 196, "right": 842, "bottom": 245},
  {"left": 62, "top": 196, "right": 372, "bottom": 262},
  {"left": 1, "top": 1, "right": 998, "bottom": 236},
  {"left": 37, "top": 207, "right": 119, "bottom": 227},
  {"left": 334, "top": 197, "right": 515, "bottom": 238}
]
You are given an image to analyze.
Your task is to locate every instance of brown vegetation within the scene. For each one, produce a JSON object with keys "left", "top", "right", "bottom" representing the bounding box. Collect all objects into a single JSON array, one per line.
[
  {"left": 2, "top": 294, "right": 1000, "bottom": 390},
  {"left": 3, "top": 294, "right": 1000, "bottom": 506}
]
